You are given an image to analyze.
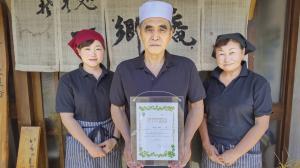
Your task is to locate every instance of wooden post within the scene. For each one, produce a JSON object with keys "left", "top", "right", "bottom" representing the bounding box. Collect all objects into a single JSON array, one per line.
[
  {"left": 41, "top": 72, "right": 65, "bottom": 168},
  {"left": 248, "top": 0, "right": 256, "bottom": 21},
  {"left": 53, "top": 73, "right": 65, "bottom": 168},
  {"left": 14, "top": 72, "right": 32, "bottom": 128},
  {"left": 16, "top": 127, "right": 41, "bottom": 168},
  {"left": 31, "top": 72, "right": 48, "bottom": 168},
  {"left": 0, "top": 2, "right": 9, "bottom": 168},
  {"left": 247, "top": 0, "right": 257, "bottom": 70}
]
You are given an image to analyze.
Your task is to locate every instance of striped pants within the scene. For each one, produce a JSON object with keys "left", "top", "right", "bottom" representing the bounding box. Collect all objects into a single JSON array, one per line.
[
  {"left": 201, "top": 143, "right": 262, "bottom": 168},
  {"left": 65, "top": 118, "right": 122, "bottom": 168}
]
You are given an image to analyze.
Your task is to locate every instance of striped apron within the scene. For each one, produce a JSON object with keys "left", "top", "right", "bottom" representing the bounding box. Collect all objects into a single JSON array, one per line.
[
  {"left": 201, "top": 143, "right": 262, "bottom": 168},
  {"left": 65, "top": 118, "right": 122, "bottom": 168}
]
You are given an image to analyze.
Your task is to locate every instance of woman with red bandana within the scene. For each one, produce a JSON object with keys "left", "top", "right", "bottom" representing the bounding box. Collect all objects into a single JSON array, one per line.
[{"left": 56, "top": 29, "right": 121, "bottom": 168}]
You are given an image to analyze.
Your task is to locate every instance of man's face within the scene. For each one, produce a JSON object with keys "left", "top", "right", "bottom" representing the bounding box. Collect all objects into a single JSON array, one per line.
[{"left": 138, "top": 17, "right": 173, "bottom": 55}]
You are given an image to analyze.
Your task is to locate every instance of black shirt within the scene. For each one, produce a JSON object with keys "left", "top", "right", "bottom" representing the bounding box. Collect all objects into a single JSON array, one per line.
[
  {"left": 110, "top": 51, "right": 206, "bottom": 120},
  {"left": 56, "top": 64, "right": 113, "bottom": 122},
  {"left": 204, "top": 61, "right": 272, "bottom": 145}
]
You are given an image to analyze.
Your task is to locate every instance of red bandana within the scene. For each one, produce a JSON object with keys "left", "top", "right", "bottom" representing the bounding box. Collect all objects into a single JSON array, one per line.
[{"left": 68, "top": 29, "right": 105, "bottom": 58}]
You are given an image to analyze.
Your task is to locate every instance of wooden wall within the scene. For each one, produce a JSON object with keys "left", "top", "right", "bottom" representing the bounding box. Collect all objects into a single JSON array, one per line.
[{"left": 2, "top": 0, "right": 65, "bottom": 167}]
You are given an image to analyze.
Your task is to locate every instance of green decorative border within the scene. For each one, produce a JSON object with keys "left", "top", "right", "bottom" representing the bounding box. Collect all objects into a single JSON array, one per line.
[
  {"left": 139, "top": 144, "right": 175, "bottom": 158},
  {"left": 136, "top": 102, "right": 179, "bottom": 160},
  {"left": 139, "top": 105, "right": 175, "bottom": 112}
]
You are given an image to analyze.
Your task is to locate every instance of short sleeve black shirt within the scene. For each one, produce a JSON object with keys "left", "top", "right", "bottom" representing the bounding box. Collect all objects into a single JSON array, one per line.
[
  {"left": 56, "top": 64, "right": 113, "bottom": 122},
  {"left": 204, "top": 61, "right": 272, "bottom": 145},
  {"left": 110, "top": 51, "right": 206, "bottom": 120}
]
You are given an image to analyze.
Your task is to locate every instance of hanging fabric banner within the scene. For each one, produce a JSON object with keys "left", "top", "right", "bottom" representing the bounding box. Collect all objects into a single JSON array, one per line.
[{"left": 11, "top": 0, "right": 250, "bottom": 72}]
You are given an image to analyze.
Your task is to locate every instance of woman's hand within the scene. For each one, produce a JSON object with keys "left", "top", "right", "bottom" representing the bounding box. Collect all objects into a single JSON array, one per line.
[
  {"left": 86, "top": 143, "right": 106, "bottom": 158},
  {"left": 99, "top": 138, "right": 117, "bottom": 154},
  {"left": 203, "top": 143, "right": 224, "bottom": 166},
  {"left": 219, "top": 149, "right": 241, "bottom": 166}
]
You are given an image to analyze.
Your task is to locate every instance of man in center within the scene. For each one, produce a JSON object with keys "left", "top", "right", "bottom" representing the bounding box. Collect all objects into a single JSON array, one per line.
[{"left": 110, "top": 1, "right": 206, "bottom": 167}]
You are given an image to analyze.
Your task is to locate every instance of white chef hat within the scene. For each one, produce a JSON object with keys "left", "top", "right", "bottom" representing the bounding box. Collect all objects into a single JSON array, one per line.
[{"left": 139, "top": 0, "right": 173, "bottom": 24}]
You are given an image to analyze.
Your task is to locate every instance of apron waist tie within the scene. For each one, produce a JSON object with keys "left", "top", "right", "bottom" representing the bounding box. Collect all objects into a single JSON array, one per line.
[{"left": 85, "top": 124, "right": 109, "bottom": 143}]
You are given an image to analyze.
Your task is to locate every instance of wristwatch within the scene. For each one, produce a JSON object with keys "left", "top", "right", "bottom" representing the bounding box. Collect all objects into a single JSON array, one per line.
[{"left": 111, "top": 135, "right": 120, "bottom": 143}]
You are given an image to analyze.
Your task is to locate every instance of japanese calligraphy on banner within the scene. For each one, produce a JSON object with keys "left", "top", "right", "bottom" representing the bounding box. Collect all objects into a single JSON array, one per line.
[
  {"left": 105, "top": 0, "right": 143, "bottom": 71},
  {"left": 106, "top": 0, "right": 201, "bottom": 71},
  {"left": 12, "top": 0, "right": 58, "bottom": 71},
  {"left": 11, "top": 0, "right": 250, "bottom": 72},
  {"left": 12, "top": 0, "right": 105, "bottom": 72}
]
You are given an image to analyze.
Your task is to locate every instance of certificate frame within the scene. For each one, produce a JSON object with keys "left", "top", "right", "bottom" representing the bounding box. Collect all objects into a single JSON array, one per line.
[{"left": 130, "top": 96, "right": 184, "bottom": 166}]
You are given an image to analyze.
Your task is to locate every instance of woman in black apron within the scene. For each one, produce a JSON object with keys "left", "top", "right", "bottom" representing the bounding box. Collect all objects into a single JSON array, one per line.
[
  {"left": 56, "top": 29, "right": 122, "bottom": 168},
  {"left": 199, "top": 33, "right": 272, "bottom": 168}
]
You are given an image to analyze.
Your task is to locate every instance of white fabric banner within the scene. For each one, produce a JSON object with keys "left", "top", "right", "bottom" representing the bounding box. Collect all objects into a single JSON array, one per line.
[
  {"left": 106, "top": 0, "right": 201, "bottom": 71},
  {"left": 11, "top": 0, "right": 250, "bottom": 72},
  {"left": 105, "top": 0, "right": 143, "bottom": 71},
  {"left": 12, "top": 0, "right": 59, "bottom": 72},
  {"left": 12, "top": 0, "right": 106, "bottom": 72},
  {"left": 201, "top": 0, "right": 251, "bottom": 70}
]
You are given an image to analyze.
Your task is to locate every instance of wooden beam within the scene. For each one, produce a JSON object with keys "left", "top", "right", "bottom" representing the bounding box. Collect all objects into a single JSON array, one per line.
[
  {"left": 247, "top": 2, "right": 257, "bottom": 72},
  {"left": 0, "top": 2, "right": 9, "bottom": 167},
  {"left": 16, "top": 127, "right": 41, "bottom": 168},
  {"left": 53, "top": 73, "right": 65, "bottom": 168},
  {"left": 14, "top": 72, "right": 32, "bottom": 128},
  {"left": 248, "top": 0, "right": 256, "bottom": 21},
  {"left": 41, "top": 72, "right": 65, "bottom": 168},
  {"left": 30, "top": 72, "right": 48, "bottom": 168}
]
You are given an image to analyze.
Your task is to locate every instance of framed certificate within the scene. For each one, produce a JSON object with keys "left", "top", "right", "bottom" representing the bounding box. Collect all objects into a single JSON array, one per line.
[{"left": 130, "top": 96, "right": 184, "bottom": 166}]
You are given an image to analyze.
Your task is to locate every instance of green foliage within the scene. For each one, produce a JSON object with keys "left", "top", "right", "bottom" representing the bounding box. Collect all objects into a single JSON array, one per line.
[
  {"left": 139, "top": 105, "right": 175, "bottom": 112},
  {"left": 139, "top": 144, "right": 176, "bottom": 158}
]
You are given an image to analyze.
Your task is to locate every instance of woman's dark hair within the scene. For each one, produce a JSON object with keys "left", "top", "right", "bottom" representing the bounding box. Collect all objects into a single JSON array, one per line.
[
  {"left": 77, "top": 40, "right": 95, "bottom": 49},
  {"left": 212, "top": 39, "right": 244, "bottom": 58}
]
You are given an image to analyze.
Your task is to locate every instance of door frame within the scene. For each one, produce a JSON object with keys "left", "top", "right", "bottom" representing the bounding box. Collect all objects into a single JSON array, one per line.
[{"left": 278, "top": 0, "right": 299, "bottom": 163}]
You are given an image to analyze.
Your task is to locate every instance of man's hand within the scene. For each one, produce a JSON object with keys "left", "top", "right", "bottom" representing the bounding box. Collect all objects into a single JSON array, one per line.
[
  {"left": 179, "top": 143, "right": 191, "bottom": 168},
  {"left": 168, "top": 143, "right": 191, "bottom": 168},
  {"left": 124, "top": 142, "right": 143, "bottom": 168}
]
